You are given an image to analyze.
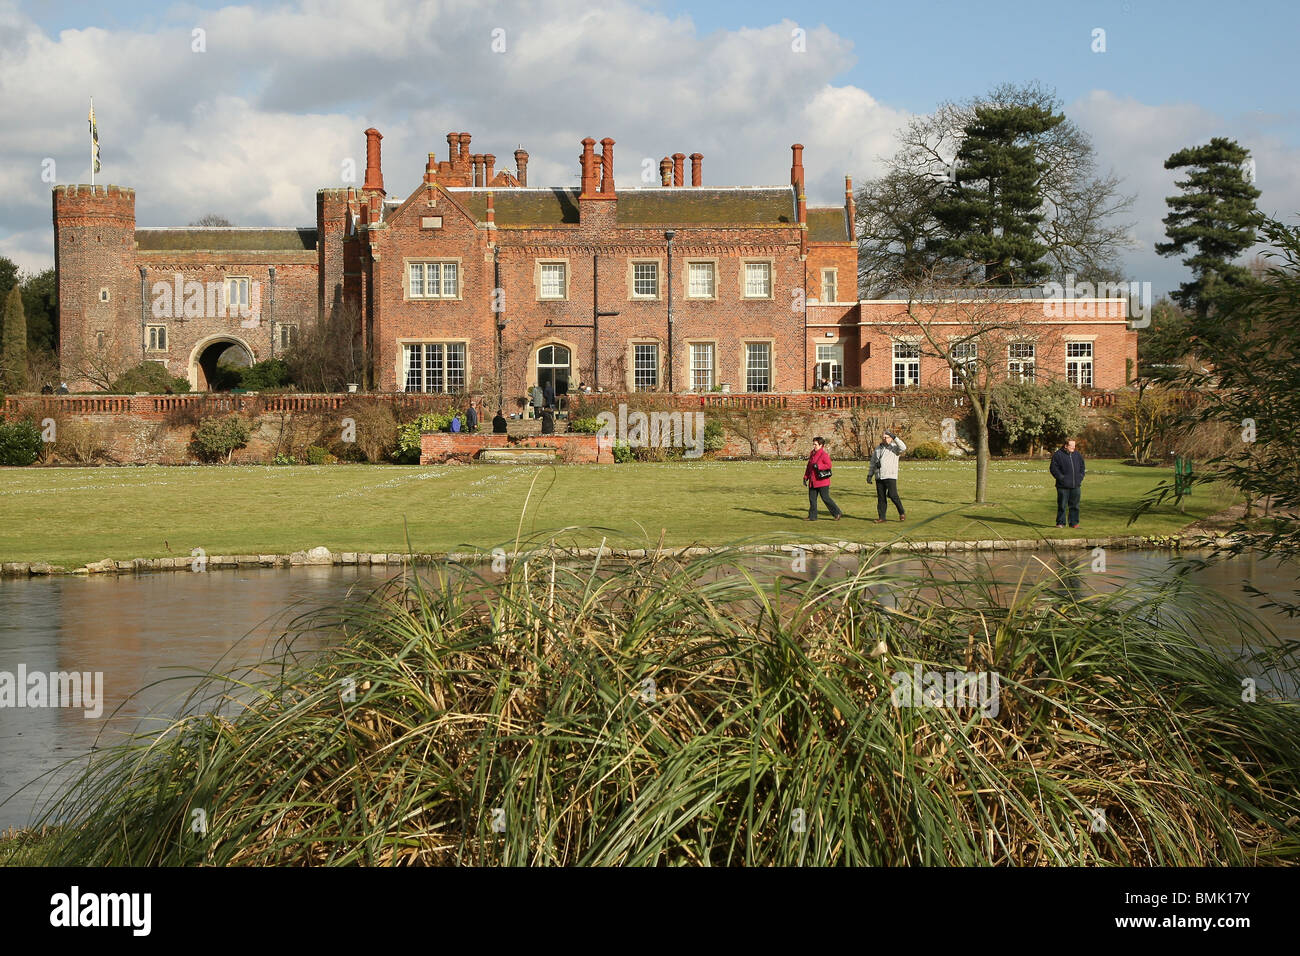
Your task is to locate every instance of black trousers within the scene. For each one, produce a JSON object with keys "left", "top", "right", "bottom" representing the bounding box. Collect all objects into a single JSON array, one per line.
[
  {"left": 876, "top": 478, "right": 905, "bottom": 519},
  {"left": 808, "top": 485, "right": 842, "bottom": 519},
  {"left": 1056, "top": 486, "right": 1081, "bottom": 526}
]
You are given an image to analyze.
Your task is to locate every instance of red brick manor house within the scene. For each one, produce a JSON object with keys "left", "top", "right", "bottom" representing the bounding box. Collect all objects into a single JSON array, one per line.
[{"left": 52, "top": 128, "right": 1136, "bottom": 399}]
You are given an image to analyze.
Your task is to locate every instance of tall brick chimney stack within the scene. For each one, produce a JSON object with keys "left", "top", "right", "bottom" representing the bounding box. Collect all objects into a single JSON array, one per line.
[
  {"left": 362, "top": 128, "right": 384, "bottom": 193},
  {"left": 659, "top": 157, "right": 672, "bottom": 186},
  {"left": 598, "top": 137, "right": 615, "bottom": 195},
  {"left": 690, "top": 152, "right": 702, "bottom": 186},
  {"left": 672, "top": 153, "right": 685, "bottom": 186},
  {"left": 425, "top": 152, "right": 437, "bottom": 184},
  {"left": 486, "top": 191, "right": 495, "bottom": 227},
  {"left": 792, "top": 144, "right": 807, "bottom": 257},
  {"left": 458, "top": 133, "right": 471, "bottom": 164},
  {"left": 472, "top": 154, "right": 484, "bottom": 186},
  {"left": 580, "top": 137, "right": 597, "bottom": 197},
  {"left": 447, "top": 132, "right": 459, "bottom": 165},
  {"left": 845, "top": 175, "right": 856, "bottom": 237},
  {"left": 514, "top": 147, "right": 529, "bottom": 186},
  {"left": 485, "top": 153, "right": 496, "bottom": 184}
]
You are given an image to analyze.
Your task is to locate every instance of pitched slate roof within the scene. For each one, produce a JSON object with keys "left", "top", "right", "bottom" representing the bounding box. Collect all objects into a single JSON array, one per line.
[
  {"left": 616, "top": 188, "right": 795, "bottom": 226},
  {"left": 452, "top": 188, "right": 580, "bottom": 226},
  {"left": 135, "top": 228, "right": 318, "bottom": 251},
  {"left": 444, "top": 186, "right": 797, "bottom": 227},
  {"left": 807, "top": 207, "right": 850, "bottom": 242}
]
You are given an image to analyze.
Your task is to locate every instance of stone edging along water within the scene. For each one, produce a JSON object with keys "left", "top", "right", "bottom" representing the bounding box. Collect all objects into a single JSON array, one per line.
[{"left": 0, "top": 534, "right": 1241, "bottom": 577}]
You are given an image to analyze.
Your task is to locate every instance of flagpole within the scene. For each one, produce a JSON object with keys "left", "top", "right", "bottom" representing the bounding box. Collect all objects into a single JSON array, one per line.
[{"left": 89, "top": 97, "right": 95, "bottom": 187}]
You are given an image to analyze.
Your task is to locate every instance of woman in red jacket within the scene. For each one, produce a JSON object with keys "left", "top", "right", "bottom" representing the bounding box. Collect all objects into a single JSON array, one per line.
[{"left": 803, "top": 436, "right": 843, "bottom": 521}]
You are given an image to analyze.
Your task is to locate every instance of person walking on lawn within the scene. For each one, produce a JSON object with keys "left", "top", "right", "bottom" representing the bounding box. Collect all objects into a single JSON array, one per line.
[
  {"left": 1050, "top": 437, "right": 1086, "bottom": 528},
  {"left": 867, "top": 429, "right": 907, "bottom": 522},
  {"left": 803, "top": 436, "right": 843, "bottom": 521}
]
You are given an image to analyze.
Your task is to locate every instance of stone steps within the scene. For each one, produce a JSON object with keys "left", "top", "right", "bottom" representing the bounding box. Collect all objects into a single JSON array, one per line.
[{"left": 478, "top": 448, "right": 561, "bottom": 464}]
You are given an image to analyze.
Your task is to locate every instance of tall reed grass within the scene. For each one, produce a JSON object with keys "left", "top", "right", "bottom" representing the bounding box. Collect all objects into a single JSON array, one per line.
[{"left": 14, "top": 537, "right": 1300, "bottom": 866}]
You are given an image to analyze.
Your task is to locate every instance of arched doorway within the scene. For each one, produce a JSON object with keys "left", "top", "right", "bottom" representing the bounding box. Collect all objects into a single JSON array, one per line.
[
  {"left": 189, "top": 335, "right": 255, "bottom": 391},
  {"left": 536, "top": 344, "right": 571, "bottom": 398}
]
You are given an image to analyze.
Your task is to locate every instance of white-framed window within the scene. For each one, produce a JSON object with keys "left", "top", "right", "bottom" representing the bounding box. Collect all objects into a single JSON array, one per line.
[
  {"left": 745, "top": 342, "right": 772, "bottom": 392},
  {"left": 821, "top": 269, "right": 838, "bottom": 303},
  {"left": 1008, "top": 342, "right": 1036, "bottom": 383},
  {"left": 402, "top": 342, "right": 467, "bottom": 393},
  {"left": 1066, "top": 342, "right": 1094, "bottom": 388},
  {"left": 278, "top": 324, "right": 298, "bottom": 351},
  {"left": 632, "top": 261, "right": 659, "bottom": 299},
  {"left": 225, "top": 276, "right": 250, "bottom": 311},
  {"left": 743, "top": 261, "right": 772, "bottom": 298},
  {"left": 146, "top": 325, "right": 167, "bottom": 351},
  {"left": 815, "top": 343, "right": 843, "bottom": 388},
  {"left": 633, "top": 342, "right": 659, "bottom": 390},
  {"left": 689, "top": 342, "right": 715, "bottom": 391},
  {"left": 687, "top": 261, "right": 716, "bottom": 299},
  {"left": 893, "top": 342, "right": 921, "bottom": 388},
  {"left": 408, "top": 261, "right": 459, "bottom": 299},
  {"left": 539, "top": 261, "right": 567, "bottom": 300},
  {"left": 950, "top": 341, "right": 977, "bottom": 388}
]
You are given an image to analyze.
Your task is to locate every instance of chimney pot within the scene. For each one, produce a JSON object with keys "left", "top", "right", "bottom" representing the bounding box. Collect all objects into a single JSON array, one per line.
[
  {"left": 659, "top": 157, "right": 672, "bottom": 186},
  {"left": 599, "top": 137, "right": 615, "bottom": 195},
  {"left": 672, "top": 152, "right": 685, "bottom": 187},
  {"left": 580, "top": 137, "right": 597, "bottom": 197},
  {"left": 485, "top": 153, "right": 496, "bottom": 184},
  {"left": 458, "top": 133, "right": 471, "bottom": 162},
  {"left": 514, "top": 147, "right": 529, "bottom": 186},
  {"left": 362, "top": 127, "right": 384, "bottom": 193},
  {"left": 690, "top": 152, "right": 703, "bottom": 187},
  {"left": 472, "top": 154, "right": 484, "bottom": 187}
]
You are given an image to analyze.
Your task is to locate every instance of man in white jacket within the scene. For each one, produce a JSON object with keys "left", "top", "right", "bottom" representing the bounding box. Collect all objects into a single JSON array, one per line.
[{"left": 867, "top": 430, "right": 907, "bottom": 522}]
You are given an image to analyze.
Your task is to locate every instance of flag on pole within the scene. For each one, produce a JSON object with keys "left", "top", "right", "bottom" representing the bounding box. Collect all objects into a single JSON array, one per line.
[{"left": 89, "top": 98, "right": 101, "bottom": 180}]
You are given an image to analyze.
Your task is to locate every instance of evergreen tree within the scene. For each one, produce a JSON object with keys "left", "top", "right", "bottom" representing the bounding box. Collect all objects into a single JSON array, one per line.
[
  {"left": 1154, "top": 137, "right": 1261, "bottom": 326},
  {"left": 20, "top": 268, "right": 58, "bottom": 354},
  {"left": 932, "top": 102, "right": 1065, "bottom": 285},
  {"left": 2, "top": 285, "right": 29, "bottom": 392}
]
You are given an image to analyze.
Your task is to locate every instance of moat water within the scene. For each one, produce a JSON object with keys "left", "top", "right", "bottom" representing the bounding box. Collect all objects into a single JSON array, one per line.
[{"left": 0, "top": 551, "right": 1295, "bottom": 831}]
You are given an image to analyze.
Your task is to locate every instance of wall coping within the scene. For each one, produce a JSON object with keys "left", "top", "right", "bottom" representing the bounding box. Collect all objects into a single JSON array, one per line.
[{"left": 0, "top": 534, "right": 1240, "bottom": 577}]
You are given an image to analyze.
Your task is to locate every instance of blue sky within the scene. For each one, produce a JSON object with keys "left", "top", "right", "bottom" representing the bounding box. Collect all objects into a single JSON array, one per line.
[
  {"left": 655, "top": 0, "right": 1299, "bottom": 135},
  {"left": 4, "top": 0, "right": 1298, "bottom": 295}
]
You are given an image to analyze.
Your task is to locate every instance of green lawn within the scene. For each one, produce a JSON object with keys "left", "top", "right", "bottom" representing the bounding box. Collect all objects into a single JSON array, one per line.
[{"left": 0, "top": 459, "right": 1227, "bottom": 568}]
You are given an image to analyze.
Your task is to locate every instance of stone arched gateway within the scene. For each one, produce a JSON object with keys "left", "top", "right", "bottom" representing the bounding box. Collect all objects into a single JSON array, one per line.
[{"left": 188, "top": 334, "right": 256, "bottom": 391}]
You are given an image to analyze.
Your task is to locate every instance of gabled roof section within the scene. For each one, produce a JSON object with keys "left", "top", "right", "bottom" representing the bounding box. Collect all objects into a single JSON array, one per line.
[
  {"left": 807, "top": 207, "right": 849, "bottom": 243},
  {"left": 616, "top": 187, "right": 795, "bottom": 226},
  {"left": 135, "top": 227, "right": 317, "bottom": 251}
]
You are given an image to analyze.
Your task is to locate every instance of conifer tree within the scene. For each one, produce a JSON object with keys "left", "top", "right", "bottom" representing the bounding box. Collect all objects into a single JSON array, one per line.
[
  {"left": 932, "top": 102, "right": 1065, "bottom": 285},
  {"left": 1, "top": 285, "right": 29, "bottom": 393},
  {"left": 1155, "top": 137, "right": 1262, "bottom": 327}
]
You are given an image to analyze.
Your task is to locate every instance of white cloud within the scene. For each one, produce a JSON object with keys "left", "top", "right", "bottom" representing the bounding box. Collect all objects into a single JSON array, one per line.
[{"left": 1, "top": 0, "right": 1296, "bottom": 301}]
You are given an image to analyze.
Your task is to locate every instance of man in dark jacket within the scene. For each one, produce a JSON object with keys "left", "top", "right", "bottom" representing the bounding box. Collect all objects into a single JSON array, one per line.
[
  {"left": 465, "top": 401, "right": 478, "bottom": 433},
  {"left": 1049, "top": 438, "right": 1086, "bottom": 528},
  {"left": 543, "top": 381, "right": 556, "bottom": 411}
]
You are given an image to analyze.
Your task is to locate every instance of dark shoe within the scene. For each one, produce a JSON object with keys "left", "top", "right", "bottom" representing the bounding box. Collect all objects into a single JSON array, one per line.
[
  {"left": 834, "top": 514, "right": 842, "bottom": 521},
  {"left": 899, "top": 514, "right": 906, "bottom": 522}
]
